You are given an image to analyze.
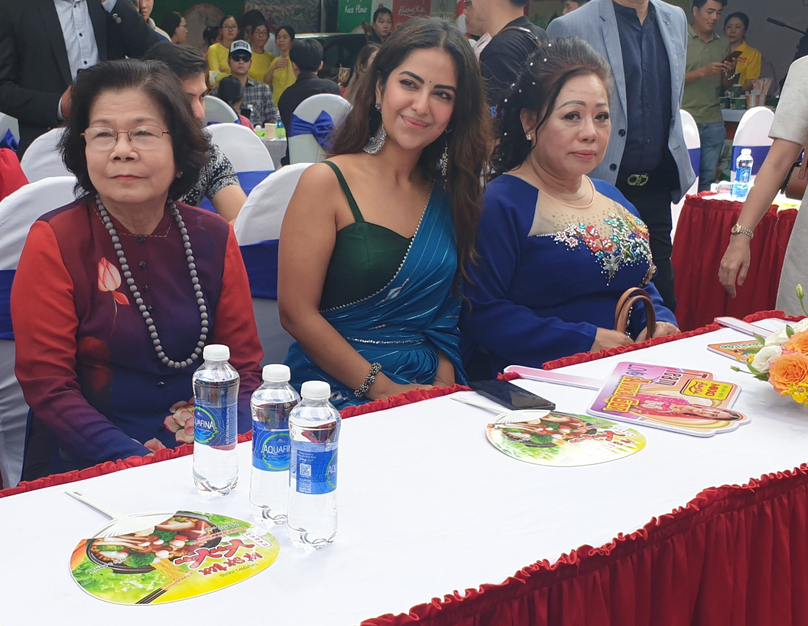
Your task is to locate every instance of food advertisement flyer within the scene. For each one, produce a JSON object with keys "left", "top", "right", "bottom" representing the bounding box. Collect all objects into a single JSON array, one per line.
[
  {"left": 588, "top": 362, "right": 749, "bottom": 437},
  {"left": 486, "top": 410, "right": 645, "bottom": 467},
  {"left": 70, "top": 511, "right": 279, "bottom": 605},
  {"left": 707, "top": 340, "right": 760, "bottom": 361}
]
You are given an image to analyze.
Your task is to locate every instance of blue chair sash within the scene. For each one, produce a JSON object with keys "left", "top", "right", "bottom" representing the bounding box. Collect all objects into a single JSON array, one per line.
[
  {"left": 199, "top": 170, "right": 272, "bottom": 213},
  {"left": 0, "top": 129, "right": 18, "bottom": 152},
  {"left": 688, "top": 147, "right": 701, "bottom": 179},
  {"left": 288, "top": 111, "right": 334, "bottom": 150},
  {"left": 0, "top": 269, "right": 15, "bottom": 340},
  {"left": 240, "top": 240, "right": 279, "bottom": 300},
  {"left": 730, "top": 145, "right": 770, "bottom": 175}
]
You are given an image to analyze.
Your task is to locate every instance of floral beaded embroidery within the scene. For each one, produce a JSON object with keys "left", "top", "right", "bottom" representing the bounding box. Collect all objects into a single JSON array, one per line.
[{"left": 552, "top": 208, "right": 653, "bottom": 284}]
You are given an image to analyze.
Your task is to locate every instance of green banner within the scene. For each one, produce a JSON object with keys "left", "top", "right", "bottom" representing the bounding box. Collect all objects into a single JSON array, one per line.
[{"left": 338, "top": 0, "right": 373, "bottom": 33}]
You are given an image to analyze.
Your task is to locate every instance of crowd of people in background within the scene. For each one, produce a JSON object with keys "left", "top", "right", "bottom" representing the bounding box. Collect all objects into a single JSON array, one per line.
[{"left": 0, "top": 0, "right": 805, "bottom": 479}]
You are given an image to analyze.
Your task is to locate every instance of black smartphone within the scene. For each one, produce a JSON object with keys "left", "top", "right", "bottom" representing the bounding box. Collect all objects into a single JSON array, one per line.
[{"left": 469, "top": 380, "right": 555, "bottom": 411}]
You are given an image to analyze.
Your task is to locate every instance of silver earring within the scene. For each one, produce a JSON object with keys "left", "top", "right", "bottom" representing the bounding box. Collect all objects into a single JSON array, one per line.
[
  {"left": 525, "top": 133, "right": 532, "bottom": 141},
  {"left": 375, "top": 103, "right": 381, "bottom": 112},
  {"left": 364, "top": 126, "right": 386, "bottom": 154},
  {"left": 439, "top": 142, "right": 449, "bottom": 178}
]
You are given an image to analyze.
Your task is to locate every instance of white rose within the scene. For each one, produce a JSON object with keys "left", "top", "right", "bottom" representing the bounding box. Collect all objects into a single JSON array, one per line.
[
  {"left": 751, "top": 345, "right": 783, "bottom": 373},
  {"left": 791, "top": 319, "right": 808, "bottom": 334},
  {"left": 764, "top": 328, "right": 790, "bottom": 347}
]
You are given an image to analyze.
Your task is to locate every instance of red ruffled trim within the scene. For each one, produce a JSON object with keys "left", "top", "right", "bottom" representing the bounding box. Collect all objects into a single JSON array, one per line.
[
  {"left": 542, "top": 310, "right": 801, "bottom": 371},
  {"left": 340, "top": 384, "right": 471, "bottom": 419},
  {"left": 363, "top": 463, "right": 808, "bottom": 625}
]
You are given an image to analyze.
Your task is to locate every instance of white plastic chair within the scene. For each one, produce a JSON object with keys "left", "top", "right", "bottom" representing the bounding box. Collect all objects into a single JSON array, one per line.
[
  {"left": 732, "top": 107, "right": 775, "bottom": 179},
  {"left": 206, "top": 123, "right": 274, "bottom": 173},
  {"left": 288, "top": 94, "right": 351, "bottom": 165},
  {"left": 0, "top": 176, "right": 77, "bottom": 488},
  {"left": 0, "top": 113, "right": 20, "bottom": 147},
  {"left": 204, "top": 95, "right": 239, "bottom": 125},
  {"left": 20, "top": 128, "right": 70, "bottom": 182},
  {"left": 672, "top": 109, "right": 701, "bottom": 241},
  {"left": 234, "top": 163, "right": 312, "bottom": 365}
]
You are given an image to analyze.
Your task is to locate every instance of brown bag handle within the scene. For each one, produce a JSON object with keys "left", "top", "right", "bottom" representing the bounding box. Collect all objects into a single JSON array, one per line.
[{"left": 614, "top": 288, "right": 656, "bottom": 339}]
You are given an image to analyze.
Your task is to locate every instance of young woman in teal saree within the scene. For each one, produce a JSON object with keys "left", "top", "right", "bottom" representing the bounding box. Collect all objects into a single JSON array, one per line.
[{"left": 278, "top": 19, "right": 491, "bottom": 407}]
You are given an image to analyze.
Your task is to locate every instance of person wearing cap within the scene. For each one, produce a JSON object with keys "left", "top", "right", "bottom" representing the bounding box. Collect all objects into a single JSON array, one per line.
[{"left": 212, "top": 41, "right": 278, "bottom": 126}]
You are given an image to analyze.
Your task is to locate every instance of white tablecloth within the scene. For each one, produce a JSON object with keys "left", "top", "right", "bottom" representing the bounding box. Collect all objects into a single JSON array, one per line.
[
  {"left": 260, "top": 137, "right": 287, "bottom": 170},
  {"left": 3, "top": 318, "right": 806, "bottom": 624}
]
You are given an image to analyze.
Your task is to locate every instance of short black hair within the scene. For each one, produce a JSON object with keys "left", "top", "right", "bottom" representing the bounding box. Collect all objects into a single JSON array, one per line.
[
  {"left": 202, "top": 26, "right": 219, "bottom": 46},
  {"left": 60, "top": 59, "right": 209, "bottom": 200},
  {"left": 276, "top": 25, "right": 295, "bottom": 40},
  {"left": 724, "top": 11, "right": 749, "bottom": 30},
  {"left": 216, "top": 76, "right": 244, "bottom": 106},
  {"left": 509, "top": 0, "right": 530, "bottom": 6},
  {"left": 241, "top": 9, "right": 266, "bottom": 32},
  {"left": 289, "top": 40, "right": 323, "bottom": 73},
  {"left": 143, "top": 42, "right": 207, "bottom": 80},
  {"left": 692, "top": 0, "right": 727, "bottom": 9},
  {"left": 372, "top": 7, "right": 393, "bottom": 22},
  {"left": 160, "top": 12, "right": 182, "bottom": 39}
]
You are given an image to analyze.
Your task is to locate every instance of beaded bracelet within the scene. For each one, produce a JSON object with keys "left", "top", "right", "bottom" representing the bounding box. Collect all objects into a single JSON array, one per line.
[{"left": 355, "top": 362, "right": 382, "bottom": 398}]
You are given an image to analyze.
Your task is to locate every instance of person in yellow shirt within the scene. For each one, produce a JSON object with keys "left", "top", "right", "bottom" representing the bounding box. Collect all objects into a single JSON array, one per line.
[
  {"left": 724, "top": 12, "right": 761, "bottom": 84},
  {"left": 249, "top": 23, "right": 275, "bottom": 83},
  {"left": 264, "top": 25, "right": 296, "bottom": 105},
  {"left": 207, "top": 15, "right": 240, "bottom": 85}
]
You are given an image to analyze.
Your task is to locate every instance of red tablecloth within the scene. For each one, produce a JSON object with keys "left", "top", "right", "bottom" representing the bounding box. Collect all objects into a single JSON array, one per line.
[{"left": 671, "top": 194, "right": 797, "bottom": 331}]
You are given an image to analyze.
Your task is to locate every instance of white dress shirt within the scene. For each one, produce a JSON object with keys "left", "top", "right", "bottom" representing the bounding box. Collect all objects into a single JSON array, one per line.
[{"left": 52, "top": 0, "right": 117, "bottom": 80}]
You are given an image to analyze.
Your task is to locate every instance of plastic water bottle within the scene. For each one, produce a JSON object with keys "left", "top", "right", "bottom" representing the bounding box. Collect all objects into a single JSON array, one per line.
[
  {"left": 274, "top": 119, "right": 286, "bottom": 139},
  {"left": 192, "top": 344, "right": 240, "bottom": 496},
  {"left": 250, "top": 364, "right": 299, "bottom": 524},
  {"left": 731, "top": 148, "right": 754, "bottom": 200},
  {"left": 287, "top": 381, "right": 341, "bottom": 549}
]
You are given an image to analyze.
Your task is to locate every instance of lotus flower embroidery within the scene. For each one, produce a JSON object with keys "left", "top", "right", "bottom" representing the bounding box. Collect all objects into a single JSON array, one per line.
[{"left": 98, "top": 257, "right": 128, "bottom": 333}]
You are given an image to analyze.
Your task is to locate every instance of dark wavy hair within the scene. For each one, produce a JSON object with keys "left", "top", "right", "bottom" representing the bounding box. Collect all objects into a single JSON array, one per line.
[
  {"left": 331, "top": 18, "right": 491, "bottom": 279},
  {"left": 60, "top": 59, "right": 210, "bottom": 200},
  {"left": 491, "top": 37, "right": 611, "bottom": 177}
]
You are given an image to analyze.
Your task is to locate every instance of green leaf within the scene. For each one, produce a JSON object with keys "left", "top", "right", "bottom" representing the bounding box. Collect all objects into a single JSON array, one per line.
[
  {"left": 754, "top": 373, "right": 770, "bottom": 381},
  {"left": 787, "top": 325, "right": 795, "bottom": 337},
  {"left": 753, "top": 334, "right": 766, "bottom": 344}
]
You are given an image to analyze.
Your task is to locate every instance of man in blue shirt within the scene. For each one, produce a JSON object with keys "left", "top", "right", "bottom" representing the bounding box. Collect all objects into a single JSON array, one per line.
[{"left": 548, "top": 0, "right": 695, "bottom": 312}]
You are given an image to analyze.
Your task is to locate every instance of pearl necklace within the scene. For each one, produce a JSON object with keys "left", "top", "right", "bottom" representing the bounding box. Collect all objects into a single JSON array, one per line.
[{"left": 96, "top": 195, "right": 207, "bottom": 369}]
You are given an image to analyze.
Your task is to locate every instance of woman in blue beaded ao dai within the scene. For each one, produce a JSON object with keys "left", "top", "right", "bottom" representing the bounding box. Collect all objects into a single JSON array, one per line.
[{"left": 461, "top": 38, "right": 678, "bottom": 376}]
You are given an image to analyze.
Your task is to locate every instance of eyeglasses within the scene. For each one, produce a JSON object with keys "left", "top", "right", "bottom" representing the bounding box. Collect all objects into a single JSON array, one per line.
[
  {"left": 231, "top": 54, "right": 251, "bottom": 62},
  {"left": 222, "top": 24, "right": 238, "bottom": 30},
  {"left": 82, "top": 126, "right": 170, "bottom": 151},
  {"left": 463, "top": 0, "right": 472, "bottom": 8}
]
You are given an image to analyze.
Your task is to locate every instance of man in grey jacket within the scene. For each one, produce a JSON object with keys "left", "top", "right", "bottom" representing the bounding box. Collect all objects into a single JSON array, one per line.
[{"left": 548, "top": 0, "right": 695, "bottom": 312}]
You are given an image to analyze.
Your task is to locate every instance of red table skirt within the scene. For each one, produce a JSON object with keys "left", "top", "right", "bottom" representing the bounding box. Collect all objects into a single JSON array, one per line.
[
  {"left": 671, "top": 195, "right": 797, "bottom": 331},
  {"left": 5, "top": 313, "right": 807, "bottom": 626}
]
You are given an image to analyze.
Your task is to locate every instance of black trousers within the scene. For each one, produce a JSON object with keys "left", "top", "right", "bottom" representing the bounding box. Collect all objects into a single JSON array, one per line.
[{"left": 615, "top": 161, "right": 679, "bottom": 313}]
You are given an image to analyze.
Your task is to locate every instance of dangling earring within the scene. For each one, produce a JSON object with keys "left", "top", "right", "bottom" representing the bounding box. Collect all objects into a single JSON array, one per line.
[
  {"left": 364, "top": 103, "right": 386, "bottom": 154},
  {"left": 439, "top": 141, "right": 449, "bottom": 178}
]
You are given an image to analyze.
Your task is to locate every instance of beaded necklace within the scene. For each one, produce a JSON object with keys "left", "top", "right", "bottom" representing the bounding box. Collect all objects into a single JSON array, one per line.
[{"left": 96, "top": 195, "right": 208, "bottom": 368}]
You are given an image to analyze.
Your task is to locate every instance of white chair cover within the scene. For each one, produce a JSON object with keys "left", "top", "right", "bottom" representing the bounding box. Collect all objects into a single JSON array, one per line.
[
  {"left": 732, "top": 107, "right": 775, "bottom": 178},
  {"left": 288, "top": 94, "right": 351, "bottom": 165},
  {"left": 672, "top": 109, "right": 701, "bottom": 241},
  {"left": 0, "top": 114, "right": 20, "bottom": 146},
  {"left": 20, "top": 128, "right": 70, "bottom": 183},
  {"left": 234, "top": 163, "right": 312, "bottom": 365},
  {"left": 206, "top": 123, "right": 274, "bottom": 173},
  {"left": 0, "top": 176, "right": 78, "bottom": 487},
  {"left": 204, "top": 95, "right": 239, "bottom": 125}
]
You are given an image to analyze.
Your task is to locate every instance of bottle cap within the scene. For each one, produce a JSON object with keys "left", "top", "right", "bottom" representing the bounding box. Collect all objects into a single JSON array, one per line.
[
  {"left": 263, "top": 364, "right": 291, "bottom": 383},
  {"left": 203, "top": 344, "right": 230, "bottom": 362},
  {"left": 741, "top": 148, "right": 752, "bottom": 155},
  {"left": 301, "top": 380, "right": 330, "bottom": 401}
]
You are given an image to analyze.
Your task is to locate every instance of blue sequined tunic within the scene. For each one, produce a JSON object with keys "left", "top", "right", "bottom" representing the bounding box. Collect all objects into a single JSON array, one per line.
[{"left": 461, "top": 174, "right": 677, "bottom": 375}]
